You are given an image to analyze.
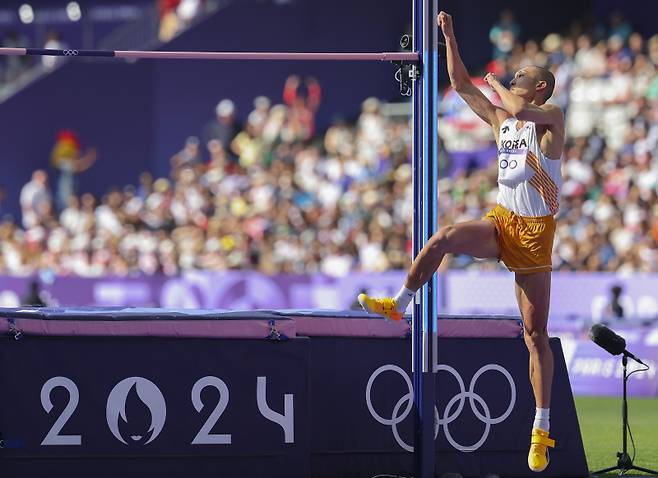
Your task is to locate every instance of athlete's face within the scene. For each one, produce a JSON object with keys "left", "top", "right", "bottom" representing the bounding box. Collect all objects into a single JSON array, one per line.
[{"left": 509, "top": 68, "right": 542, "bottom": 99}]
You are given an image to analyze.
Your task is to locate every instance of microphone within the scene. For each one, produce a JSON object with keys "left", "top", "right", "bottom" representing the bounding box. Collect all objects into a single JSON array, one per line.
[
  {"left": 589, "top": 324, "right": 626, "bottom": 355},
  {"left": 589, "top": 324, "right": 646, "bottom": 366}
]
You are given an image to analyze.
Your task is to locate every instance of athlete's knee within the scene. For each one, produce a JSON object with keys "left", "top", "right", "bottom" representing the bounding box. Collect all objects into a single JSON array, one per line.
[{"left": 524, "top": 327, "right": 549, "bottom": 351}]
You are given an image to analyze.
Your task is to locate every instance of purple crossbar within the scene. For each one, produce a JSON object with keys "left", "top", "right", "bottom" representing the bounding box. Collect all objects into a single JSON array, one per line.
[{"left": 0, "top": 48, "right": 419, "bottom": 63}]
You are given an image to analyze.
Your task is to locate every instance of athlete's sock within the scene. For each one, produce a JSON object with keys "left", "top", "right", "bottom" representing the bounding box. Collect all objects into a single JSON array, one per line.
[
  {"left": 394, "top": 286, "right": 416, "bottom": 313},
  {"left": 533, "top": 407, "right": 550, "bottom": 433}
]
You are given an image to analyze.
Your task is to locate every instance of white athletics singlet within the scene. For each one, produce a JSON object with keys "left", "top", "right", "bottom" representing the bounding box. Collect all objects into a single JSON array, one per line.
[{"left": 496, "top": 117, "right": 562, "bottom": 217}]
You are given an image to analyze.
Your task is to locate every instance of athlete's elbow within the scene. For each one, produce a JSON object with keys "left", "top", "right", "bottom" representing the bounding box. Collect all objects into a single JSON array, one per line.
[
  {"left": 451, "top": 80, "right": 467, "bottom": 92},
  {"left": 450, "top": 74, "right": 473, "bottom": 92}
]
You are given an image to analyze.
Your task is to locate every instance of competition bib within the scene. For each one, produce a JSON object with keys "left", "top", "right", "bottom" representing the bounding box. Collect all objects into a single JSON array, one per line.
[{"left": 497, "top": 136, "right": 529, "bottom": 187}]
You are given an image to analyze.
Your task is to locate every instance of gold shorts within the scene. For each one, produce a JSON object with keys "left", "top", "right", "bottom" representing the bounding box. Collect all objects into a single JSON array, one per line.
[{"left": 483, "top": 205, "right": 556, "bottom": 274}]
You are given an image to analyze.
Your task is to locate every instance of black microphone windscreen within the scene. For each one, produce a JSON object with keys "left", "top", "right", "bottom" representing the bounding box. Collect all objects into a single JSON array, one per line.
[{"left": 589, "top": 324, "right": 626, "bottom": 356}]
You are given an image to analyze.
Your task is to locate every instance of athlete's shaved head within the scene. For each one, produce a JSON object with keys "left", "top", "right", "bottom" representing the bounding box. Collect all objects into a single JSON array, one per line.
[
  {"left": 509, "top": 66, "right": 556, "bottom": 104},
  {"left": 530, "top": 66, "right": 555, "bottom": 104}
]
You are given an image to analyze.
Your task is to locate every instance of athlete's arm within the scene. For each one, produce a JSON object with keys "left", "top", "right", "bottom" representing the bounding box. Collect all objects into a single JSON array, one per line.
[
  {"left": 439, "top": 11, "right": 509, "bottom": 131},
  {"left": 485, "top": 73, "right": 564, "bottom": 127}
]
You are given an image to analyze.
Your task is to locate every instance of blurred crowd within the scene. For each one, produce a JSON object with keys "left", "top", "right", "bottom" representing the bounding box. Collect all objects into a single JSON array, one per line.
[
  {"left": 8, "top": 11, "right": 658, "bottom": 277},
  {"left": 13, "top": 75, "right": 414, "bottom": 277}
]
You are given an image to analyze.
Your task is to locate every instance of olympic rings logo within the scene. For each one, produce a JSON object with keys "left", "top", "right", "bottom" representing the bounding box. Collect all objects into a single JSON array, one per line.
[
  {"left": 365, "top": 363, "right": 516, "bottom": 453},
  {"left": 63, "top": 50, "right": 79, "bottom": 56},
  {"left": 499, "top": 159, "right": 518, "bottom": 169}
]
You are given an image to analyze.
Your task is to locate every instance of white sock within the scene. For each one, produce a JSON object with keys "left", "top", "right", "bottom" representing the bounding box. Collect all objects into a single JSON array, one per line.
[
  {"left": 533, "top": 407, "right": 550, "bottom": 433},
  {"left": 394, "top": 286, "right": 416, "bottom": 313}
]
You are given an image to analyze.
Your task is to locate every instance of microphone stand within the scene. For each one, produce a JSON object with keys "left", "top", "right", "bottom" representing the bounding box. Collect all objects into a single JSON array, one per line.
[{"left": 593, "top": 354, "right": 658, "bottom": 476}]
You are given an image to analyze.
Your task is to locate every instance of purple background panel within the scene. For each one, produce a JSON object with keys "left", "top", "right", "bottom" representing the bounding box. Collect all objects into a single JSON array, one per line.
[
  {"left": 1, "top": 271, "right": 657, "bottom": 323},
  {"left": 560, "top": 339, "right": 658, "bottom": 397}
]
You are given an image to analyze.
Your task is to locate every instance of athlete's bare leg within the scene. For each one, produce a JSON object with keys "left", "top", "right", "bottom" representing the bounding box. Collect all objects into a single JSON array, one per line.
[
  {"left": 516, "top": 271, "right": 555, "bottom": 472},
  {"left": 358, "top": 219, "right": 499, "bottom": 321},
  {"left": 405, "top": 219, "right": 499, "bottom": 291},
  {"left": 515, "top": 271, "right": 553, "bottom": 408}
]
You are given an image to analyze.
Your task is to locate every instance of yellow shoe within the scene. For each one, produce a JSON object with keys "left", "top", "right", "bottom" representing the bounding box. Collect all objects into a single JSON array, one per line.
[
  {"left": 357, "top": 293, "right": 403, "bottom": 321},
  {"left": 528, "top": 428, "right": 555, "bottom": 472}
]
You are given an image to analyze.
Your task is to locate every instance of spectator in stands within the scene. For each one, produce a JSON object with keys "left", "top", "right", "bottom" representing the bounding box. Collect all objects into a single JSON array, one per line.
[
  {"left": 282, "top": 76, "right": 321, "bottom": 142},
  {"left": 604, "top": 284, "right": 625, "bottom": 320},
  {"left": 2, "top": 30, "right": 30, "bottom": 83},
  {"left": 137, "top": 172, "right": 154, "bottom": 200},
  {"left": 158, "top": 0, "right": 204, "bottom": 41},
  {"left": 177, "top": 0, "right": 204, "bottom": 26},
  {"left": 50, "top": 130, "right": 96, "bottom": 212},
  {"left": 203, "top": 99, "right": 240, "bottom": 151},
  {"left": 22, "top": 279, "right": 47, "bottom": 307},
  {"left": 170, "top": 136, "right": 202, "bottom": 174},
  {"left": 42, "top": 30, "right": 64, "bottom": 71},
  {"left": 20, "top": 170, "right": 52, "bottom": 229},
  {"left": 158, "top": 0, "right": 181, "bottom": 42},
  {"left": 607, "top": 11, "right": 632, "bottom": 43},
  {"left": 489, "top": 9, "right": 520, "bottom": 59}
]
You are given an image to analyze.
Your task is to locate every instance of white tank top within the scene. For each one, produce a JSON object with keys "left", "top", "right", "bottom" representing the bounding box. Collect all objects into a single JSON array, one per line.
[{"left": 496, "top": 118, "right": 562, "bottom": 217}]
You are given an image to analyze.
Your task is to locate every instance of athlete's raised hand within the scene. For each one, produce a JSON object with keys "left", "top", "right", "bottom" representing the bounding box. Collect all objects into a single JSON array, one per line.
[{"left": 438, "top": 11, "right": 454, "bottom": 41}]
